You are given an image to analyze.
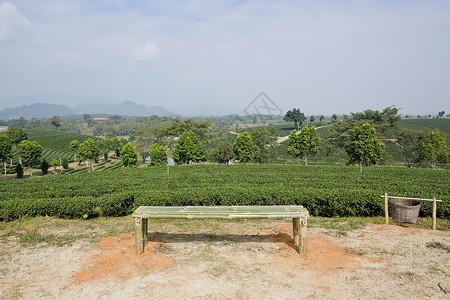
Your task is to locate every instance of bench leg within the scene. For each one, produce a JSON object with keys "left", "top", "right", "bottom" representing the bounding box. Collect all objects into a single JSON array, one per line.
[
  {"left": 293, "top": 218, "right": 300, "bottom": 249},
  {"left": 135, "top": 217, "right": 148, "bottom": 255},
  {"left": 299, "top": 217, "right": 307, "bottom": 254}
]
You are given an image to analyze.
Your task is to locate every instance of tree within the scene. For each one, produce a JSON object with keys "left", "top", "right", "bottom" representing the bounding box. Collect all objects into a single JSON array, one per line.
[
  {"left": 350, "top": 106, "right": 401, "bottom": 132},
  {"left": 332, "top": 114, "right": 338, "bottom": 121},
  {"left": 396, "top": 129, "right": 425, "bottom": 168},
  {"left": 310, "top": 115, "right": 315, "bottom": 123},
  {"left": 69, "top": 140, "right": 79, "bottom": 162},
  {"left": 61, "top": 158, "right": 69, "bottom": 169},
  {"left": 103, "top": 150, "right": 109, "bottom": 161},
  {"left": 167, "top": 119, "right": 211, "bottom": 139},
  {"left": 438, "top": 111, "right": 445, "bottom": 118},
  {"left": 104, "top": 137, "right": 123, "bottom": 157},
  {"left": 77, "top": 139, "right": 100, "bottom": 171},
  {"left": 211, "top": 141, "right": 234, "bottom": 164},
  {"left": 172, "top": 131, "right": 206, "bottom": 164},
  {"left": 419, "top": 130, "right": 449, "bottom": 169},
  {"left": 40, "top": 159, "right": 49, "bottom": 175},
  {"left": 319, "top": 115, "right": 325, "bottom": 123},
  {"left": 251, "top": 127, "right": 276, "bottom": 164},
  {"left": 50, "top": 116, "right": 62, "bottom": 129},
  {"left": 5, "top": 125, "right": 27, "bottom": 165},
  {"left": 251, "top": 128, "right": 274, "bottom": 149},
  {"left": 121, "top": 143, "right": 138, "bottom": 168},
  {"left": 269, "top": 126, "right": 276, "bottom": 134},
  {"left": 135, "top": 125, "right": 170, "bottom": 163},
  {"left": 283, "top": 109, "right": 306, "bottom": 130},
  {"left": 15, "top": 164, "right": 23, "bottom": 179},
  {"left": 345, "top": 123, "right": 385, "bottom": 172},
  {"left": 149, "top": 143, "right": 167, "bottom": 166},
  {"left": 50, "top": 159, "right": 59, "bottom": 172},
  {"left": 287, "top": 126, "right": 321, "bottom": 165},
  {"left": 0, "top": 135, "right": 12, "bottom": 175},
  {"left": 17, "top": 140, "right": 43, "bottom": 176},
  {"left": 233, "top": 132, "right": 259, "bottom": 163}
]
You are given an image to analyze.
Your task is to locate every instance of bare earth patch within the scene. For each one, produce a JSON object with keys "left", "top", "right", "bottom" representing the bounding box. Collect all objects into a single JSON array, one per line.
[{"left": 0, "top": 219, "right": 449, "bottom": 299}]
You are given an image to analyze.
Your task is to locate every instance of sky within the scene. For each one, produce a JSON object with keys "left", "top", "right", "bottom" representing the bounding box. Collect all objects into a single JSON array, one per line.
[{"left": 0, "top": 0, "right": 449, "bottom": 116}]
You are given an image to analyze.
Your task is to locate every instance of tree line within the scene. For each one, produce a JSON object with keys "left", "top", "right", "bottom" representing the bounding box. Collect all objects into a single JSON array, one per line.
[{"left": 1, "top": 106, "right": 449, "bottom": 179}]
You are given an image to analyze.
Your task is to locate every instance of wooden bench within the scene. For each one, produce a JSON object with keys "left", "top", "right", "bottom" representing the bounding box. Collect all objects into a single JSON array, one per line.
[{"left": 132, "top": 205, "right": 309, "bottom": 255}]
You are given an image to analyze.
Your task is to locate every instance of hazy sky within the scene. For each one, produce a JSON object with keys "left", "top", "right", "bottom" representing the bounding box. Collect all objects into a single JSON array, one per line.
[{"left": 0, "top": 0, "right": 449, "bottom": 115}]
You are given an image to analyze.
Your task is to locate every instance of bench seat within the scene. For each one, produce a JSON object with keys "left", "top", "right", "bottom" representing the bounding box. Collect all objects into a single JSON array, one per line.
[{"left": 133, "top": 205, "right": 309, "bottom": 254}]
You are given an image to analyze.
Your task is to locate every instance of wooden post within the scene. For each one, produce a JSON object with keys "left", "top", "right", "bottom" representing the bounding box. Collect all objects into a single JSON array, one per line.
[
  {"left": 293, "top": 218, "right": 300, "bottom": 249},
  {"left": 384, "top": 193, "right": 389, "bottom": 225},
  {"left": 135, "top": 217, "right": 147, "bottom": 254},
  {"left": 432, "top": 197, "right": 437, "bottom": 231},
  {"left": 299, "top": 217, "right": 307, "bottom": 254}
]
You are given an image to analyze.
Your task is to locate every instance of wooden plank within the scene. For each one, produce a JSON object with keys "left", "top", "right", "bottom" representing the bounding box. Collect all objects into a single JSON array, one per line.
[
  {"left": 132, "top": 205, "right": 309, "bottom": 219},
  {"left": 134, "top": 212, "right": 309, "bottom": 219},
  {"left": 134, "top": 205, "right": 308, "bottom": 212}
]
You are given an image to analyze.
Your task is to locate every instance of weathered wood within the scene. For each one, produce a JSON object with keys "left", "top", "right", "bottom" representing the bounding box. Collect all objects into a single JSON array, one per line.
[
  {"left": 384, "top": 192, "right": 389, "bottom": 225},
  {"left": 132, "top": 205, "right": 309, "bottom": 219},
  {"left": 133, "top": 205, "right": 309, "bottom": 255},
  {"left": 143, "top": 218, "right": 148, "bottom": 245},
  {"left": 432, "top": 197, "right": 437, "bottom": 231},
  {"left": 135, "top": 217, "right": 147, "bottom": 255},
  {"left": 380, "top": 195, "right": 442, "bottom": 202},
  {"left": 299, "top": 217, "right": 307, "bottom": 254},
  {"left": 293, "top": 218, "right": 300, "bottom": 249},
  {"left": 381, "top": 195, "right": 442, "bottom": 230}
]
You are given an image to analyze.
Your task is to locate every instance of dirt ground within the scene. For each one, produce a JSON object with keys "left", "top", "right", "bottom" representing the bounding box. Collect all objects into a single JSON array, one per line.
[{"left": 0, "top": 219, "right": 449, "bottom": 299}]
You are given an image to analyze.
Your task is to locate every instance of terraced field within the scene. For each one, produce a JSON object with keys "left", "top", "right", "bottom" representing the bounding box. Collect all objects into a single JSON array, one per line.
[{"left": 6, "top": 130, "right": 103, "bottom": 166}]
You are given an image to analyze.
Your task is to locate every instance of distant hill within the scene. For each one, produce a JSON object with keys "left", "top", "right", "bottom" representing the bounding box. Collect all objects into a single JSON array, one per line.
[
  {"left": 73, "top": 101, "right": 173, "bottom": 116},
  {"left": 0, "top": 103, "right": 74, "bottom": 120},
  {"left": 0, "top": 101, "right": 174, "bottom": 120}
]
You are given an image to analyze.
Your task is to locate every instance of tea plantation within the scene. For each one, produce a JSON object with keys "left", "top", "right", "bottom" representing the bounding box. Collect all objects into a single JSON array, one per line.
[{"left": 0, "top": 164, "right": 448, "bottom": 221}]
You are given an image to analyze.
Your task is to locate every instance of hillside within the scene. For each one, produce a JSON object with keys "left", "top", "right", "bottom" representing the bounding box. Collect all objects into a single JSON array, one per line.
[
  {"left": 5, "top": 130, "right": 103, "bottom": 166},
  {"left": 0, "top": 103, "right": 74, "bottom": 120},
  {"left": 399, "top": 118, "right": 450, "bottom": 135},
  {"left": 26, "top": 130, "right": 103, "bottom": 152}
]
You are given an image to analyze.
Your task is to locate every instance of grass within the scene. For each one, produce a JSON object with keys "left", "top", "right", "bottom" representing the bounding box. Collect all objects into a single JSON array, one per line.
[
  {"left": 1, "top": 215, "right": 448, "bottom": 248},
  {"left": 0, "top": 216, "right": 134, "bottom": 246}
]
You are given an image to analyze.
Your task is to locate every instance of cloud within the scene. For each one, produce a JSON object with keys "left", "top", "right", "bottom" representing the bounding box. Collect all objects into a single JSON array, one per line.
[
  {"left": 0, "top": 1, "right": 33, "bottom": 44},
  {"left": 0, "top": 0, "right": 449, "bottom": 114},
  {"left": 131, "top": 41, "right": 160, "bottom": 61}
]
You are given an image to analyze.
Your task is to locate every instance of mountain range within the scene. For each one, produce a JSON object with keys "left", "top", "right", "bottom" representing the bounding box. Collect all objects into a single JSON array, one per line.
[{"left": 0, "top": 101, "right": 174, "bottom": 120}]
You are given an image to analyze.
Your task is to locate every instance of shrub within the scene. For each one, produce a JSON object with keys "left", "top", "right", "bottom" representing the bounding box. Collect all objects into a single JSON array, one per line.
[
  {"left": 61, "top": 158, "right": 69, "bottom": 169},
  {"left": 15, "top": 164, "right": 23, "bottom": 178},
  {"left": 40, "top": 159, "right": 49, "bottom": 175}
]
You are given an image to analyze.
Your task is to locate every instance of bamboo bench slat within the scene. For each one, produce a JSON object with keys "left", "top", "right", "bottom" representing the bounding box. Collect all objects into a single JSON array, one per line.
[{"left": 133, "top": 205, "right": 309, "bottom": 255}]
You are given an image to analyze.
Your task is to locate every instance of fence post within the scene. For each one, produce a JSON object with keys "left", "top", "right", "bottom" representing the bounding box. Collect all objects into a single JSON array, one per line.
[
  {"left": 432, "top": 197, "right": 437, "bottom": 230},
  {"left": 384, "top": 193, "right": 389, "bottom": 225}
]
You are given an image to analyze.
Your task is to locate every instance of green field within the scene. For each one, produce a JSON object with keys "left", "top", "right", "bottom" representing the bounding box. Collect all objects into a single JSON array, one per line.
[
  {"left": 399, "top": 119, "right": 450, "bottom": 135},
  {"left": 1, "top": 165, "right": 448, "bottom": 221},
  {"left": 5, "top": 129, "right": 103, "bottom": 166}
]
